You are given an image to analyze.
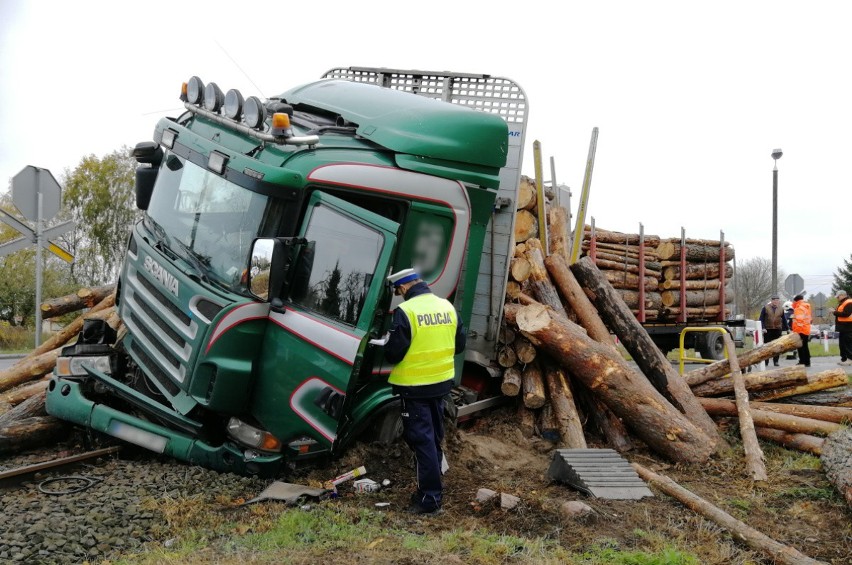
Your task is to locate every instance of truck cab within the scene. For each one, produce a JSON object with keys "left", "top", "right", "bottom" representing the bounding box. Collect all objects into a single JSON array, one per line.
[{"left": 46, "top": 69, "right": 528, "bottom": 477}]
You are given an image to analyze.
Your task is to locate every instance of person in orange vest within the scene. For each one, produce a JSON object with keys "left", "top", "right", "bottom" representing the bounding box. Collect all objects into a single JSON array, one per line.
[
  {"left": 791, "top": 294, "right": 812, "bottom": 367},
  {"left": 832, "top": 290, "right": 852, "bottom": 366},
  {"left": 384, "top": 267, "right": 466, "bottom": 516}
]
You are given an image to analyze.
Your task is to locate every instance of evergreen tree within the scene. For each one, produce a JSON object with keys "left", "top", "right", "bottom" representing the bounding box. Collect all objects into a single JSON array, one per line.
[
  {"left": 319, "top": 263, "right": 343, "bottom": 319},
  {"left": 832, "top": 253, "right": 852, "bottom": 296}
]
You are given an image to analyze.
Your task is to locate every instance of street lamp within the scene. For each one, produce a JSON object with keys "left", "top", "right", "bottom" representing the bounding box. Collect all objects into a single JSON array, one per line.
[{"left": 771, "top": 148, "right": 783, "bottom": 294}]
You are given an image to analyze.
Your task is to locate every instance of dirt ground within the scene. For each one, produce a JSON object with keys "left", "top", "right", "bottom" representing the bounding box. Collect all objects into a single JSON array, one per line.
[{"left": 299, "top": 405, "right": 852, "bottom": 564}]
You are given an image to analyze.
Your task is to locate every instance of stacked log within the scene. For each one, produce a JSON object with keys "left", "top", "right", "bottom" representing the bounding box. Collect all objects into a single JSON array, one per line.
[{"left": 0, "top": 287, "right": 123, "bottom": 450}]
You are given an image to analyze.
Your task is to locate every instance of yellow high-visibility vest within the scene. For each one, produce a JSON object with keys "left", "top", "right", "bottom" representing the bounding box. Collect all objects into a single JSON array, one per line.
[{"left": 388, "top": 293, "right": 457, "bottom": 386}]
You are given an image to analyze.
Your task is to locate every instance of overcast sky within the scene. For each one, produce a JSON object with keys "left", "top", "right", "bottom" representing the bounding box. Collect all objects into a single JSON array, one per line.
[{"left": 1, "top": 0, "right": 848, "bottom": 299}]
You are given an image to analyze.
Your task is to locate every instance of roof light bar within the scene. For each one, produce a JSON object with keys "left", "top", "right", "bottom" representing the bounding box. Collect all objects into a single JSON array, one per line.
[
  {"left": 203, "top": 82, "right": 224, "bottom": 112},
  {"left": 186, "top": 76, "right": 204, "bottom": 105},
  {"left": 224, "top": 89, "right": 244, "bottom": 119},
  {"left": 243, "top": 96, "right": 266, "bottom": 129}
]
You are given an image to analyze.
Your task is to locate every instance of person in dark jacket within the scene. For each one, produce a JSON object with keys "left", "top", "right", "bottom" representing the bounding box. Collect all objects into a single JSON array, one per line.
[
  {"left": 384, "top": 268, "right": 465, "bottom": 515},
  {"left": 759, "top": 295, "right": 788, "bottom": 366},
  {"left": 833, "top": 290, "right": 852, "bottom": 366}
]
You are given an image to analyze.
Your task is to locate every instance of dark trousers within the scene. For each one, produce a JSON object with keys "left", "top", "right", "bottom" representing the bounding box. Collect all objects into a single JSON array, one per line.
[
  {"left": 765, "top": 329, "right": 783, "bottom": 364},
  {"left": 797, "top": 333, "right": 811, "bottom": 366},
  {"left": 401, "top": 396, "right": 445, "bottom": 510},
  {"left": 840, "top": 331, "right": 852, "bottom": 361}
]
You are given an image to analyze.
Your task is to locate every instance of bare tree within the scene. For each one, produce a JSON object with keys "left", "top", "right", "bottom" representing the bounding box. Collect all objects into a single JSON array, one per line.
[{"left": 735, "top": 257, "right": 786, "bottom": 319}]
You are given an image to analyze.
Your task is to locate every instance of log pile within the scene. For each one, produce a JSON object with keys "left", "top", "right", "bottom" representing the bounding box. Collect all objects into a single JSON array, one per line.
[
  {"left": 0, "top": 285, "right": 122, "bottom": 453},
  {"left": 500, "top": 175, "right": 852, "bottom": 469}
]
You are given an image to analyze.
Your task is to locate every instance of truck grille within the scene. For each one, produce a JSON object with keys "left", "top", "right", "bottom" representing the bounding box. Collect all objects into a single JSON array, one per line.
[{"left": 122, "top": 262, "right": 199, "bottom": 385}]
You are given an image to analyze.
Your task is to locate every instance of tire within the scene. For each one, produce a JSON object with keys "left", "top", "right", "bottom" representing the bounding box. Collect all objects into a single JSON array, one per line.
[
  {"left": 698, "top": 332, "right": 727, "bottom": 361},
  {"left": 368, "top": 402, "right": 403, "bottom": 445}
]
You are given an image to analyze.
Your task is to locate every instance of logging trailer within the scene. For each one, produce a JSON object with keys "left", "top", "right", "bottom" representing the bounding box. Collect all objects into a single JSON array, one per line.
[{"left": 45, "top": 67, "right": 737, "bottom": 476}]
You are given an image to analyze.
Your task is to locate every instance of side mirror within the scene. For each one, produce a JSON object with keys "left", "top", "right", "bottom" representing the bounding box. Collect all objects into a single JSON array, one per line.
[
  {"left": 131, "top": 141, "right": 163, "bottom": 211},
  {"left": 248, "top": 238, "right": 284, "bottom": 301}
]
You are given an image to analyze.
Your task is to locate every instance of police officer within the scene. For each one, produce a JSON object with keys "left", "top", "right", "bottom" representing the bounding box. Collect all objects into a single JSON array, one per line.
[{"left": 384, "top": 268, "right": 465, "bottom": 515}]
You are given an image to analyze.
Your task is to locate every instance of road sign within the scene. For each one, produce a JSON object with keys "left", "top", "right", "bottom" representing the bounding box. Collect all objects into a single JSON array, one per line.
[
  {"left": 784, "top": 274, "right": 804, "bottom": 297},
  {"left": 812, "top": 292, "right": 827, "bottom": 308},
  {"left": 0, "top": 209, "right": 74, "bottom": 263},
  {"left": 12, "top": 165, "right": 62, "bottom": 222}
]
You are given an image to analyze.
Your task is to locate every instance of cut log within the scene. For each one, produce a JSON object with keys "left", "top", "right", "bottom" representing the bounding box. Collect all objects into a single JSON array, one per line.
[
  {"left": 0, "top": 390, "right": 47, "bottom": 425},
  {"left": 516, "top": 175, "right": 537, "bottom": 211},
  {"left": 514, "top": 336, "right": 537, "bottom": 364},
  {"left": 700, "top": 398, "right": 844, "bottom": 436},
  {"left": 592, "top": 257, "right": 662, "bottom": 278},
  {"left": 661, "top": 287, "right": 734, "bottom": 308},
  {"left": 505, "top": 281, "right": 522, "bottom": 299},
  {"left": 822, "top": 428, "right": 852, "bottom": 507},
  {"left": 517, "top": 402, "right": 536, "bottom": 438},
  {"left": 498, "top": 325, "right": 516, "bottom": 345},
  {"left": 510, "top": 302, "right": 714, "bottom": 463},
  {"left": 573, "top": 384, "right": 634, "bottom": 452},
  {"left": 0, "top": 346, "right": 63, "bottom": 393},
  {"left": 691, "top": 365, "right": 808, "bottom": 397},
  {"left": 632, "top": 463, "right": 827, "bottom": 565},
  {"left": 684, "top": 332, "right": 803, "bottom": 386},
  {"left": 569, "top": 256, "right": 721, "bottom": 446},
  {"left": 660, "top": 305, "right": 729, "bottom": 319},
  {"left": 501, "top": 367, "right": 522, "bottom": 397},
  {"left": 755, "top": 427, "right": 824, "bottom": 455},
  {"left": 583, "top": 226, "right": 661, "bottom": 247},
  {"left": 544, "top": 364, "right": 586, "bottom": 448},
  {"left": 598, "top": 269, "right": 658, "bottom": 292},
  {"left": 538, "top": 403, "right": 559, "bottom": 442},
  {"left": 521, "top": 361, "right": 547, "bottom": 409},
  {"left": 659, "top": 278, "right": 722, "bottom": 291},
  {"left": 782, "top": 385, "right": 852, "bottom": 407},
  {"left": 523, "top": 239, "right": 569, "bottom": 315},
  {"left": 750, "top": 370, "right": 850, "bottom": 402},
  {"left": 0, "top": 376, "right": 51, "bottom": 406},
  {"left": 590, "top": 249, "right": 663, "bottom": 271},
  {"left": 510, "top": 256, "right": 532, "bottom": 282},
  {"left": 0, "top": 416, "right": 68, "bottom": 455},
  {"left": 722, "top": 335, "right": 766, "bottom": 481},
  {"left": 545, "top": 253, "right": 614, "bottom": 348},
  {"left": 547, "top": 206, "right": 571, "bottom": 262},
  {"left": 40, "top": 283, "right": 116, "bottom": 319},
  {"left": 514, "top": 210, "right": 538, "bottom": 243},
  {"left": 747, "top": 401, "right": 852, "bottom": 424},
  {"left": 497, "top": 344, "right": 518, "bottom": 368},
  {"left": 616, "top": 289, "right": 663, "bottom": 310},
  {"left": 20, "top": 294, "right": 116, "bottom": 362},
  {"left": 662, "top": 262, "right": 733, "bottom": 281},
  {"left": 656, "top": 241, "right": 735, "bottom": 262}
]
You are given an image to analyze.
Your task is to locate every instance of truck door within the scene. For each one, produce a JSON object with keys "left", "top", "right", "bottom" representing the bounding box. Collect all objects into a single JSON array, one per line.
[{"left": 251, "top": 191, "right": 398, "bottom": 448}]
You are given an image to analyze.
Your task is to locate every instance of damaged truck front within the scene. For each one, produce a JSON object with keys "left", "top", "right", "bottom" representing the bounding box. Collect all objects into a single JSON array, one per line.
[{"left": 46, "top": 68, "right": 528, "bottom": 477}]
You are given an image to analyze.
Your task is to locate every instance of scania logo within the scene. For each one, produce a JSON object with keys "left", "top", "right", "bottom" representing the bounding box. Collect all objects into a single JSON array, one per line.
[{"left": 143, "top": 255, "right": 179, "bottom": 296}]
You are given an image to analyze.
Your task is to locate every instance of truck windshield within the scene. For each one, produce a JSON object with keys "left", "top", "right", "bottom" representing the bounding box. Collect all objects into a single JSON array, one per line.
[{"left": 146, "top": 154, "right": 271, "bottom": 292}]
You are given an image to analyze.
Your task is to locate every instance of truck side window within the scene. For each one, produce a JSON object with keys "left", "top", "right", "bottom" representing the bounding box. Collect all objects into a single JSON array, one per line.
[{"left": 291, "top": 204, "right": 383, "bottom": 326}]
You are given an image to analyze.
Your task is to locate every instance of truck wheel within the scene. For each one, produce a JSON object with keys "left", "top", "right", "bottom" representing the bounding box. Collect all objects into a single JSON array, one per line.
[
  {"left": 368, "top": 402, "right": 403, "bottom": 445},
  {"left": 698, "top": 332, "right": 727, "bottom": 361}
]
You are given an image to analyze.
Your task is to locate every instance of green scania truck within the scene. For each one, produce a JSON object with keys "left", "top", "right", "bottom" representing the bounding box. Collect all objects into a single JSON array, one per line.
[{"left": 45, "top": 67, "right": 529, "bottom": 476}]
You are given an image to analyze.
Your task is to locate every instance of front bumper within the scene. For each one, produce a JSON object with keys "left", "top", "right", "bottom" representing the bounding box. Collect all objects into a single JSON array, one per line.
[{"left": 46, "top": 376, "right": 284, "bottom": 477}]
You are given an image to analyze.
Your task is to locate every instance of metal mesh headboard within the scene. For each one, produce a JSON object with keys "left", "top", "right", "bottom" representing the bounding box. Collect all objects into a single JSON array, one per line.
[{"left": 322, "top": 67, "right": 527, "bottom": 125}]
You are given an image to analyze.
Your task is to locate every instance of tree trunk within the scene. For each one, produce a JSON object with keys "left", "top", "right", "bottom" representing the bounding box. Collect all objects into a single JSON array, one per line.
[
  {"left": 746, "top": 401, "right": 852, "bottom": 424},
  {"left": 18, "top": 295, "right": 116, "bottom": 363},
  {"left": 0, "top": 347, "right": 63, "bottom": 393},
  {"left": 517, "top": 176, "right": 537, "bottom": 211},
  {"left": 662, "top": 262, "right": 733, "bottom": 281},
  {"left": 782, "top": 386, "right": 852, "bottom": 407},
  {"left": 514, "top": 336, "right": 537, "bottom": 364},
  {"left": 501, "top": 367, "right": 522, "bottom": 397},
  {"left": 497, "top": 344, "right": 518, "bottom": 368},
  {"left": 616, "top": 289, "right": 663, "bottom": 310},
  {"left": 632, "top": 463, "right": 827, "bottom": 565},
  {"left": 506, "top": 281, "right": 522, "bottom": 299},
  {"left": 583, "top": 226, "right": 661, "bottom": 247},
  {"left": 821, "top": 429, "right": 852, "bottom": 507},
  {"left": 600, "top": 269, "right": 658, "bottom": 292},
  {"left": 691, "top": 365, "right": 808, "bottom": 397},
  {"left": 498, "top": 325, "right": 516, "bottom": 345},
  {"left": 538, "top": 403, "right": 559, "bottom": 442},
  {"left": 544, "top": 364, "right": 587, "bottom": 448},
  {"left": 749, "top": 370, "right": 850, "bottom": 402},
  {"left": 592, "top": 257, "right": 662, "bottom": 278},
  {"left": 0, "top": 416, "right": 68, "bottom": 455},
  {"left": 508, "top": 302, "right": 714, "bottom": 463},
  {"left": 514, "top": 210, "right": 538, "bottom": 243},
  {"left": 517, "top": 402, "right": 536, "bottom": 438},
  {"left": 521, "top": 361, "right": 547, "bottom": 409},
  {"left": 545, "top": 253, "right": 614, "bottom": 347},
  {"left": 40, "top": 283, "right": 116, "bottom": 319},
  {"left": 547, "top": 206, "right": 571, "bottom": 262},
  {"left": 722, "top": 334, "right": 767, "bottom": 481},
  {"left": 755, "top": 427, "right": 824, "bottom": 455},
  {"left": 510, "top": 256, "right": 532, "bottom": 282},
  {"left": 574, "top": 384, "right": 634, "bottom": 452},
  {"left": 660, "top": 287, "right": 734, "bottom": 307},
  {"left": 0, "top": 377, "right": 51, "bottom": 406},
  {"left": 700, "top": 398, "right": 844, "bottom": 436},
  {"left": 523, "top": 239, "right": 570, "bottom": 317},
  {"left": 684, "top": 332, "right": 803, "bottom": 387},
  {"left": 656, "top": 241, "right": 735, "bottom": 262},
  {"left": 569, "top": 256, "right": 721, "bottom": 446},
  {"left": 659, "top": 278, "right": 722, "bottom": 290},
  {"left": 0, "top": 390, "right": 47, "bottom": 425}
]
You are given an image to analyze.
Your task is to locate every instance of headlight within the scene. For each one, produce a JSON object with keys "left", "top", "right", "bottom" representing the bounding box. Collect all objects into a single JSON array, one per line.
[
  {"left": 55, "top": 356, "right": 112, "bottom": 377},
  {"left": 227, "top": 417, "right": 282, "bottom": 452}
]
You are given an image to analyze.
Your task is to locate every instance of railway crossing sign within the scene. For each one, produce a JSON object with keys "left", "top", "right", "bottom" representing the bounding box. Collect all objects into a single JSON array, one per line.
[{"left": 0, "top": 209, "right": 74, "bottom": 262}]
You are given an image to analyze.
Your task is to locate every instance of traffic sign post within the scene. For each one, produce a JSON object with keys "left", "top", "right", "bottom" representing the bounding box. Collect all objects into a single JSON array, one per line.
[{"left": 6, "top": 166, "right": 74, "bottom": 348}]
